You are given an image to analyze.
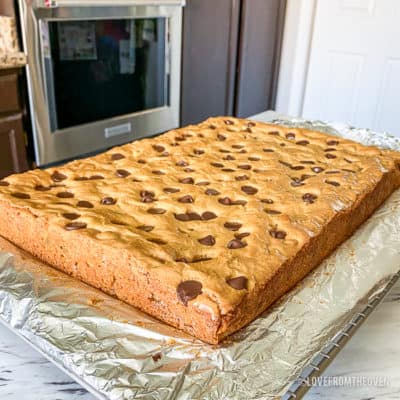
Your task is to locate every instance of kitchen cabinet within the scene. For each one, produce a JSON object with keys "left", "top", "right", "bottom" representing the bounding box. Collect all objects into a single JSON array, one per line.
[{"left": 181, "top": 0, "right": 286, "bottom": 125}]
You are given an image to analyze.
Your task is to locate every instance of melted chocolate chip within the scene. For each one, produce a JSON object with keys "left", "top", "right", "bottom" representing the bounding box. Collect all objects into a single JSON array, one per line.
[
  {"left": 193, "top": 149, "right": 205, "bottom": 155},
  {"left": 177, "top": 280, "right": 203, "bottom": 306},
  {"left": 35, "top": 185, "right": 51, "bottom": 191},
  {"left": 290, "top": 178, "right": 304, "bottom": 187},
  {"left": 217, "top": 134, "right": 226, "bottom": 141},
  {"left": 152, "top": 170, "right": 165, "bottom": 175},
  {"left": 11, "top": 192, "right": 30, "bottom": 199},
  {"left": 62, "top": 213, "right": 80, "bottom": 220},
  {"left": 238, "top": 164, "right": 251, "bottom": 170},
  {"left": 300, "top": 160, "right": 315, "bottom": 165},
  {"left": 222, "top": 168, "right": 235, "bottom": 172},
  {"left": 176, "top": 160, "right": 188, "bottom": 167},
  {"left": 241, "top": 185, "right": 258, "bottom": 195},
  {"left": 291, "top": 165, "right": 305, "bottom": 171},
  {"left": 116, "top": 169, "right": 130, "bottom": 178},
  {"left": 224, "top": 222, "right": 242, "bottom": 231},
  {"left": 101, "top": 197, "right": 117, "bottom": 205},
  {"left": 202, "top": 211, "right": 217, "bottom": 220},
  {"left": 302, "top": 193, "right": 317, "bottom": 204},
  {"left": 344, "top": 158, "right": 353, "bottom": 163},
  {"left": 235, "top": 232, "right": 250, "bottom": 239},
  {"left": 65, "top": 222, "right": 87, "bottom": 231},
  {"left": 74, "top": 177, "right": 89, "bottom": 181},
  {"left": 175, "top": 212, "right": 201, "bottom": 221},
  {"left": 232, "top": 144, "right": 244, "bottom": 149},
  {"left": 219, "top": 149, "right": 230, "bottom": 153},
  {"left": 77, "top": 200, "right": 94, "bottom": 208},
  {"left": 263, "top": 148, "right": 274, "bottom": 152},
  {"left": 261, "top": 199, "right": 274, "bottom": 204},
  {"left": 248, "top": 156, "right": 260, "bottom": 161},
  {"left": 57, "top": 192, "right": 74, "bottom": 199},
  {"left": 247, "top": 121, "right": 256, "bottom": 127},
  {"left": 325, "top": 180, "right": 340, "bottom": 187},
  {"left": 198, "top": 235, "right": 216, "bottom": 246},
  {"left": 136, "top": 225, "right": 154, "bottom": 232},
  {"left": 211, "top": 162, "right": 224, "bottom": 168},
  {"left": 51, "top": 172, "right": 67, "bottom": 182},
  {"left": 227, "top": 239, "right": 247, "bottom": 249},
  {"left": 205, "top": 188, "right": 220, "bottom": 196},
  {"left": 179, "top": 177, "right": 194, "bottom": 184},
  {"left": 342, "top": 168, "right": 355, "bottom": 173},
  {"left": 0, "top": 181, "right": 10, "bottom": 186},
  {"left": 325, "top": 170, "right": 340, "bottom": 174},
  {"left": 178, "top": 195, "right": 194, "bottom": 203},
  {"left": 164, "top": 187, "right": 180, "bottom": 193},
  {"left": 153, "top": 144, "right": 165, "bottom": 153},
  {"left": 327, "top": 140, "right": 339, "bottom": 146},
  {"left": 226, "top": 276, "right": 248, "bottom": 290},
  {"left": 224, "top": 119, "right": 234, "bottom": 125},
  {"left": 325, "top": 153, "right": 337, "bottom": 159},
  {"left": 296, "top": 140, "right": 310, "bottom": 146},
  {"left": 268, "top": 131, "right": 280, "bottom": 136},
  {"left": 138, "top": 159, "right": 146, "bottom": 164},
  {"left": 147, "top": 208, "right": 166, "bottom": 214},
  {"left": 312, "top": 166, "right": 324, "bottom": 173},
  {"left": 286, "top": 132, "right": 296, "bottom": 140},
  {"left": 265, "top": 209, "right": 282, "bottom": 215},
  {"left": 279, "top": 160, "right": 292, "bottom": 168},
  {"left": 223, "top": 155, "right": 235, "bottom": 161},
  {"left": 324, "top": 148, "right": 337, "bottom": 152},
  {"left": 111, "top": 153, "right": 125, "bottom": 160},
  {"left": 235, "top": 175, "right": 249, "bottom": 181},
  {"left": 269, "top": 230, "right": 287, "bottom": 239},
  {"left": 196, "top": 181, "right": 210, "bottom": 186},
  {"left": 218, "top": 197, "right": 246, "bottom": 206},
  {"left": 90, "top": 175, "right": 104, "bottom": 180}
]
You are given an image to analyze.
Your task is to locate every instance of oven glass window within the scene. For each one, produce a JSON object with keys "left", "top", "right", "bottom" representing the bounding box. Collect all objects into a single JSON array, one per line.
[{"left": 47, "top": 19, "right": 168, "bottom": 130}]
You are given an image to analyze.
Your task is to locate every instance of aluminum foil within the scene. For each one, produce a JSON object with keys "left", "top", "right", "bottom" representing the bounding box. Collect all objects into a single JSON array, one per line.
[{"left": 1, "top": 119, "right": 400, "bottom": 400}]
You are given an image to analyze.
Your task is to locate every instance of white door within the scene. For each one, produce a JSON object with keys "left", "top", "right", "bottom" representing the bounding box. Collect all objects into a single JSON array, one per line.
[{"left": 302, "top": 0, "right": 400, "bottom": 135}]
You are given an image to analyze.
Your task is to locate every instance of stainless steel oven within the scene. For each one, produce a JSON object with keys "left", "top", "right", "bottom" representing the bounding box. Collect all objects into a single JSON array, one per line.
[{"left": 19, "top": 0, "right": 184, "bottom": 166}]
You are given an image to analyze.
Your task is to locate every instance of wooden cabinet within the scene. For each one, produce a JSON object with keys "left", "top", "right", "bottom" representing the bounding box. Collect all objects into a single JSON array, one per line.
[
  {"left": 181, "top": 0, "right": 286, "bottom": 125},
  {"left": 0, "top": 68, "right": 28, "bottom": 178}
]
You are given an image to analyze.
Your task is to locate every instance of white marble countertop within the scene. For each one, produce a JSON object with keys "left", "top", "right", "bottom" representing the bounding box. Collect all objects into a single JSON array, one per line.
[{"left": 0, "top": 111, "right": 399, "bottom": 399}]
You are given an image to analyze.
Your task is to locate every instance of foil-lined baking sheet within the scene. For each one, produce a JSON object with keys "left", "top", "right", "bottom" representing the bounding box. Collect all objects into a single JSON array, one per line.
[{"left": 1, "top": 119, "right": 400, "bottom": 400}]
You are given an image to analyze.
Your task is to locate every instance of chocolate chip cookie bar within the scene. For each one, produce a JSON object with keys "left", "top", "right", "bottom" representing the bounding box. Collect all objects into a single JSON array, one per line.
[{"left": 0, "top": 117, "right": 399, "bottom": 344}]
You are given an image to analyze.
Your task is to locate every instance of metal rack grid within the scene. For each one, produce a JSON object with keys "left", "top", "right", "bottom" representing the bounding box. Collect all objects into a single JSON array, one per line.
[{"left": 282, "top": 270, "right": 400, "bottom": 400}]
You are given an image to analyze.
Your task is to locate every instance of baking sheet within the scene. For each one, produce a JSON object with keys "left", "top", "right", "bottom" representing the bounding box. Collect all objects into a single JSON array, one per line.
[{"left": 1, "top": 119, "right": 400, "bottom": 400}]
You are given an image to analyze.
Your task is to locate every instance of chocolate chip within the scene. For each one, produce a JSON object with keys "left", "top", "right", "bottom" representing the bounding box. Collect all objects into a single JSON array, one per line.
[
  {"left": 296, "top": 140, "right": 310, "bottom": 146},
  {"left": 217, "top": 134, "right": 226, "bottom": 141},
  {"left": 265, "top": 209, "right": 281, "bottom": 215},
  {"left": 74, "top": 177, "right": 89, "bottom": 181},
  {"left": 268, "top": 131, "right": 280, "bottom": 136},
  {"left": 147, "top": 238, "right": 167, "bottom": 245},
  {"left": 179, "top": 177, "right": 194, "bottom": 184},
  {"left": 141, "top": 190, "right": 155, "bottom": 203},
  {"left": 209, "top": 124, "right": 217, "bottom": 129},
  {"left": 211, "top": 162, "right": 224, "bottom": 168},
  {"left": 205, "top": 188, "right": 220, "bottom": 196},
  {"left": 219, "top": 149, "right": 230, "bottom": 153},
  {"left": 327, "top": 140, "right": 339, "bottom": 146},
  {"left": 65, "top": 222, "right": 87, "bottom": 231},
  {"left": 312, "top": 167, "right": 324, "bottom": 173},
  {"left": 116, "top": 169, "right": 130, "bottom": 178},
  {"left": 147, "top": 208, "right": 166, "bottom": 214},
  {"left": 235, "top": 175, "right": 249, "bottom": 181},
  {"left": 0, "top": 181, "right": 9, "bottom": 186},
  {"left": 35, "top": 185, "right": 50, "bottom": 191},
  {"left": 11, "top": 192, "right": 30, "bottom": 199},
  {"left": 176, "top": 160, "right": 188, "bottom": 167},
  {"left": 153, "top": 144, "right": 165, "bottom": 153},
  {"left": 263, "top": 148, "right": 274, "bottom": 152},
  {"left": 219, "top": 197, "right": 247, "bottom": 206},
  {"left": 152, "top": 170, "right": 165, "bottom": 175},
  {"left": 222, "top": 168, "right": 235, "bottom": 172},
  {"left": 193, "top": 149, "right": 204, "bottom": 155},
  {"left": 232, "top": 144, "right": 244, "bottom": 149},
  {"left": 175, "top": 213, "right": 190, "bottom": 221},
  {"left": 177, "top": 280, "right": 203, "bottom": 306},
  {"left": 160, "top": 152, "right": 169, "bottom": 157},
  {"left": 291, "top": 165, "right": 305, "bottom": 171},
  {"left": 198, "top": 235, "right": 215, "bottom": 246},
  {"left": 269, "top": 230, "right": 286, "bottom": 239},
  {"left": 196, "top": 181, "right": 210, "bottom": 186},
  {"left": 152, "top": 353, "right": 162, "bottom": 362},
  {"left": 90, "top": 175, "right": 104, "bottom": 180},
  {"left": 175, "top": 136, "right": 186, "bottom": 142},
  {"left": 227, "top": 239, "right": 247, "bottom": 249},
  {"left": 223, "top": 155, "right": 235, "bottom": 160},
  {"left": 224, "top": 119, "right": 234, "bottom": 125},
  {"left": 101, "top": 197, "right": 117, "bottom": 205},
  {"left": 138, "top": 159, "right": 146, "bottom": 164},
  {"left": 261, "top": 199, "right": 274, "bottom": 204},
  {"left": 201, "top": 211, "right": 217, "bottom": 220},
  {"left": 248, "top": 156, "right": 260, "bottom": 161},
  {"left": 235, "top": 232, "right": 250, "bottom": 239},
  {"left": 178, "top": 195, "right": 194, "bottom": 203},
  {"left": 241, "top": 185, "right": 258, "bottom": 195},
  {"left": 325, "top": 180, "right": 340, "bottom": 186},
  {"left": 77, "top": 200, "right": 94, "bottom": 208},
  {"left": 62, "top": 213, "right": 80, "bottom": 220},
  {"left": 187, "top": 212, "right": 202, "bottom": 220},
  {"left": 247, "top": 121, "right": 256, "bottom": 127},
  {"left": 286, "top": 132, "right": 296, "bottom": 140},
  {"left": 224, "top": 222, "right": 242, "bottom": 231},
  {"left": 110, "top": 220, "right": 127, "bottom": 226},
  {"left": 300, "top": 160, "right": 315, "bottom": 165},
  {"left": 279, "top": 160, "right": 292, "bottom": 168},
  {"left": 226, "top": 276, "right": 248, "bottom": 290},
  {"left": 302, "top": 193, "right": 317, "bottom": 204},
  {"left": 290, "top": 178, "right": 304, "bottom": 187},
  {"left": 238, "top": 164, "right": 251, "bottom": 170},
  {"left": 111, "top": 153, "right": 125, "bottom": 160},
  {"left": 324, "top": 148, "right": 337, "bottom": 152},
  {"left": 344, "top": 158, "right": 353, "bottom": 163},
  {"left": 51, "top": 172, "right": 67, "bottom": 182},
  {"left": 325, "top": 153, "right": 337, "bottom": 159},
  {"left": 342, "top": 168, "right": 355, "bottom": 173},
  {"left": 164, "top": 187, "right": 180, "bottom": 193},
  {"left": 325, "top": 170, "right": 340, "bottom": 174},
  {"left": 137, "top": 225, "right": 154, "bottom": 232},
  {"left": 57, "top": 192, "right": 74, "bottom": 198}
]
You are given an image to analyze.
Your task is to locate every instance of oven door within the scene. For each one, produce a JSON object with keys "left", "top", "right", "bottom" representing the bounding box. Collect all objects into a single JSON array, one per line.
[{"left": 19, "top": 0, "right": 184, "bottom": 166}]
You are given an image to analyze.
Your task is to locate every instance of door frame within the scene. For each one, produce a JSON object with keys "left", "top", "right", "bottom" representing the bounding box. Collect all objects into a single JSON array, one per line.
[{"left": 275, "top": 0, "right": 317, "bottom": 116}]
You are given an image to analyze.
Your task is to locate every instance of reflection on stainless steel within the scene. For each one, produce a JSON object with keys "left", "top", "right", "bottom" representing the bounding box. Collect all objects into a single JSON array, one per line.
[
  {"left": 0, "top": 120, "right": 400, "bottom": 400},
  {"left": 18, "top": 0, "right": 183, "bottom": 166}
]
